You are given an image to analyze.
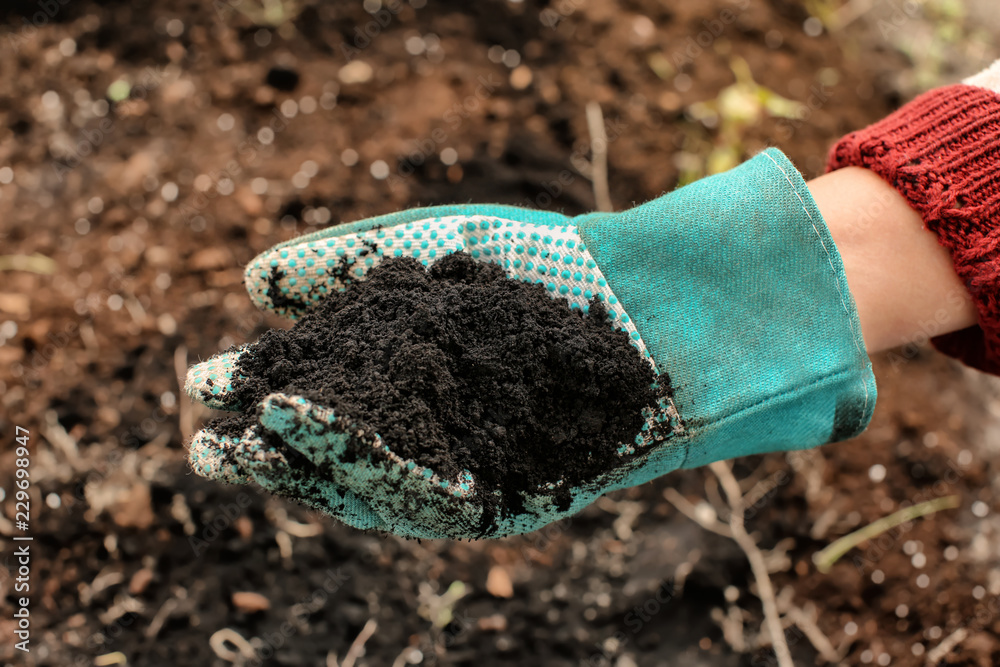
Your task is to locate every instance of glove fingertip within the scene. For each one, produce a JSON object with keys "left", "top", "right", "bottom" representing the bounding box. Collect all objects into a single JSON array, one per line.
[
  {"left": 189, "top": 427, "right": 251, "bottom": 484},
  {"left": 185, "top": 352, "right": 244, "bottom": 410},
  {"left": 244, "top": 246, "right": 331, "bottom": 320}
]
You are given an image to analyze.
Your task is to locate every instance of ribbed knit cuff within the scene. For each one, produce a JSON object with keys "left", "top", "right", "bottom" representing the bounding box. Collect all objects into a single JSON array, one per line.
[{"left": 827, "top": 84, "right": 1000, "bottom": 375}]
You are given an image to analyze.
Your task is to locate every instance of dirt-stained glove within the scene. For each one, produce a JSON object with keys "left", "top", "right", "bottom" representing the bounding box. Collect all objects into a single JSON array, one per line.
[{"left": 184, "top": 148, "right": 875, "bottom": 539}]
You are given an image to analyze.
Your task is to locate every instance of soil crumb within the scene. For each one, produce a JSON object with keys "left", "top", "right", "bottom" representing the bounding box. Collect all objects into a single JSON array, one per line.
[{"left": 211, "top": 252, "right": 664, "bottom": 530}]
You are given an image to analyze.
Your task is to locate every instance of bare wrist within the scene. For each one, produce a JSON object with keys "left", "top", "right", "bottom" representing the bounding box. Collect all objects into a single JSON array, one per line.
[{"left": 808, "top": 167, "right": 977, "bottom": 354}]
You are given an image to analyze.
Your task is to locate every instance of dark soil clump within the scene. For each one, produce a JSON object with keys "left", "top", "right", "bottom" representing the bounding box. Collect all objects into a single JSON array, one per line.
[{"left": 213, "top": 252, "right": 662, "bottom": 527}]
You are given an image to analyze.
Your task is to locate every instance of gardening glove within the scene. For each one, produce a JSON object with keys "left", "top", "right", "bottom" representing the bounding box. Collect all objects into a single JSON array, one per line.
[{"left": 184, "top": 148, "right": 876, "bottom": 539}]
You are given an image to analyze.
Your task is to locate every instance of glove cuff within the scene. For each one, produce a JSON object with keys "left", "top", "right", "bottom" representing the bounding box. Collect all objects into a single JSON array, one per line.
[
  {"left": 827, "top": 83, "right": 1000, "bottom": 374},
  {"left": 577, "top": 148, "right": 876, "bottom": 474}
]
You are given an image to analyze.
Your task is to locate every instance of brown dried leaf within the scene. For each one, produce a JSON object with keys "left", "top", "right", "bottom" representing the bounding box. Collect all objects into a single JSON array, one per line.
[
  {"left": 129, "top": 568, "right": 154, "bottom": 595},
  {"left": 188, "top": 248, "right": 232, "bottom": 271},
  {"left": 0, "top": 293, "right": 30, "bottom": 317},
  {"left": 477, "top": 614, "right": 508, "bottom": 632},
  {"left": 486, "top": 566, "right": 514, "bottom": 599},
  {"left": 232, "top": 591, "right": 271, "bottom": 613}
]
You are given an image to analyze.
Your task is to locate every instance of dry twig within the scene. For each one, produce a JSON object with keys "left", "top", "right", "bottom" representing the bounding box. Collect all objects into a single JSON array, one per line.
[
  {"left": 785, "top": 449, "right": 826, "bottom": 506},
  {"left": 585, "top": 101, "right": 613, "bottom": 212},
  {"left": 391, "top": 647, "right": 419, "bottom": 667},
  {"left": 759, "top": 537, "right": 796, "bottom": 575},
  {"left": 809, "top": 507, "right": 840, "bottom": 540},
  {"left": 738, "top": 462, "right": 777, "bottom": 503},
  {"left": 145, "top": 597, "right": 180, "bottom": 639},
  {"left": 42, "top": 410, "right": 83, "bottom": 470},
  {"left": 711, "top": 605, "right": 746, "bottom": 652},
  {"left": 663, "top": 488, "right": 733, "bottom": 538},
  {"left": 785, "top": 604, "right": 840, "bottom": 663},
  {"left": 330, "top": 618, "right": 379, "bottom": 667},
  {"left": 926, "top": 627, "right": 968, "bottom": 665},
  {"left": 174, "top": 346, "right": 194, "bottom": 442},
  {"left": 209, "top": 628, "right": 256, "bottom": 664},
  {"left": 270, "top": 505, "right": 324, "bottom": 538},
  {"left": 710, "top": 461, "right": 794, "bottom": 667}
]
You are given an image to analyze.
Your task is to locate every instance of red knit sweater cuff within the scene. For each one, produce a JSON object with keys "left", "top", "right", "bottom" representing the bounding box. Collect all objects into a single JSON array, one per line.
[{"left": 827, "top": 84, "right": 1000, "bottom": 375}]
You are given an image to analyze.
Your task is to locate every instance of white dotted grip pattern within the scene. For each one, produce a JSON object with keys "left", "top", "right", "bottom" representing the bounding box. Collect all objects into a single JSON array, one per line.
[{"left": 246, "top": 215, "right": 657, "bottom": 365}]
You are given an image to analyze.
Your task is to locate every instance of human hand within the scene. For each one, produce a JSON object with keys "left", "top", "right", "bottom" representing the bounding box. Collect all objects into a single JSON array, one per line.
[
  {"left": 825, "top": 61, "right": 1000, "bottom": 372},
  {"left": 184, "top": 148, "right": 875, "bottom": 539}
]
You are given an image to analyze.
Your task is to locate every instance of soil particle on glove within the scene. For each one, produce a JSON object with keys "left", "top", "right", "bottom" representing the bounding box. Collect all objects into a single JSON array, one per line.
[{"left": 212, "top": 252, "right": 665, "bottom": 530}]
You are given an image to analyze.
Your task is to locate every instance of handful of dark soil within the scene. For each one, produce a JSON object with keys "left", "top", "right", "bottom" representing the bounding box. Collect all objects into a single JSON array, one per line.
[{"left": 212, "top": 252, "right": 662, "bottom": 526}]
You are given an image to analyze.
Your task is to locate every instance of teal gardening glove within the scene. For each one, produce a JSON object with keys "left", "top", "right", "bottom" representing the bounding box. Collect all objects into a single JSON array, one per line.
[{"left": 185, "top": 148, "right": 876, "bottom": 538}]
